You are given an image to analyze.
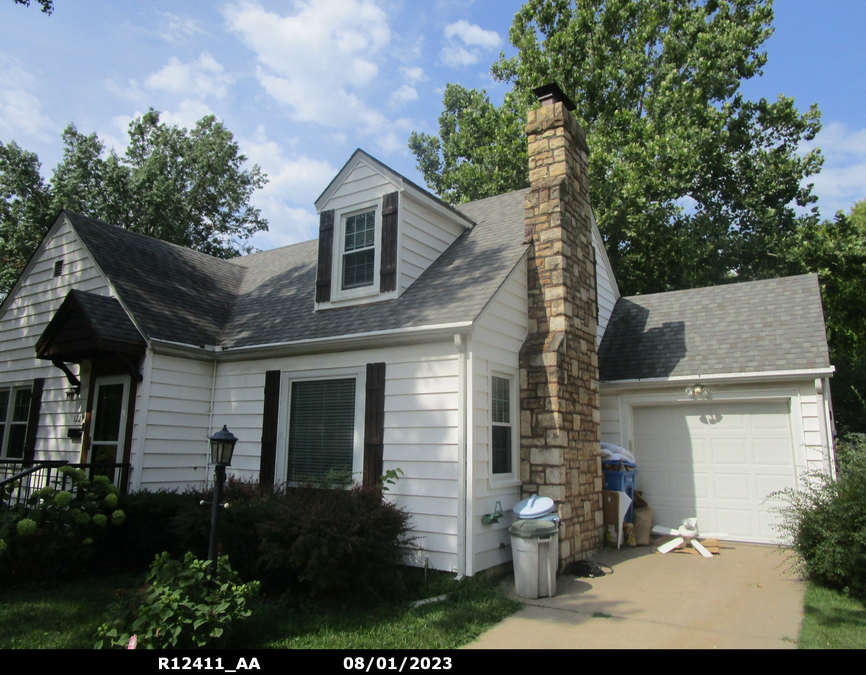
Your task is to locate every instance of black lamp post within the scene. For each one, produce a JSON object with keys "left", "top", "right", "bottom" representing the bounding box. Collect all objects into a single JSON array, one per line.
[{"left": 207, "top": 425, "right": 237, "bottom": 575}]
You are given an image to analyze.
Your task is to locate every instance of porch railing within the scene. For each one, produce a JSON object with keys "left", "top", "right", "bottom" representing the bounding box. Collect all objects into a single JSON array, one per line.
[{"left": 0, "top": 459, "right": 130, "bottom": 511}]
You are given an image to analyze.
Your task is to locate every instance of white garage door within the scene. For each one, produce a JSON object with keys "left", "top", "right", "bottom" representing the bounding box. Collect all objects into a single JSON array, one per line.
[{"left": 633, "top": 401, "right": 798, "bottom": 543}]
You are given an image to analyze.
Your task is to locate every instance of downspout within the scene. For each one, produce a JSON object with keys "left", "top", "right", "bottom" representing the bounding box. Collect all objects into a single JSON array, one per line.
[
  {"left": 454, "top": 333, "right": 468, "bottom": 579},
  {"left": 822, "top": 377, "right": 837, "bottom": 479},
  {"left": 207, "top": 357, "right": 218, "bottom": 473}
]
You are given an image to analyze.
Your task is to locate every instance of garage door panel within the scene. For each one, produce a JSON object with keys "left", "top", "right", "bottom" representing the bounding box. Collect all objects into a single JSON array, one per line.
[
  {"left": 715, "top": 508, "right": 753, "bottom": 538},
  {"left": 713, "top": 473, "right": 752, "bottom": 501},
  {"left": 712, "top": 438, "right": 748, "bottom": 465},
  {"left": 633, "top": 402, "right": 797, "bottom": 544},
  {"left": 754, "top": 438, "right": 796, "bottom": 465}
]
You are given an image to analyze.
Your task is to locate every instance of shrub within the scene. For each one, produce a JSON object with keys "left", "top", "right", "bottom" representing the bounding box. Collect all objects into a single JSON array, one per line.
[
  {"left": 257, "top": 483, "right": 414, "bottom": 601},
  {"left": 94, "top": 552, "right": 260, "bottom": 649},
  {"left": 95, "top": 489, "right": 192, "bottom": 574},
  {"left": 0, "top": 467, "right": 126, "bottom": 584},
  {"left": 773, "top": 433, "right": 866, "bottom": 598}
]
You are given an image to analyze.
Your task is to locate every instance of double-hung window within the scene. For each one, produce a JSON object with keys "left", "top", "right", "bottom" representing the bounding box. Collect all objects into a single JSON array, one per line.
[
  {"left": 277, "top": 369, "right": 365, "bottom": 485},
  {"left": 342, "top": 209, "right": 376, "bottom": 290},
  {"left": 490, "top": 372, "right": 518, "bottom": 483},
  {"left": 0, "top": 386, "right": 31, "bottom": 459}
]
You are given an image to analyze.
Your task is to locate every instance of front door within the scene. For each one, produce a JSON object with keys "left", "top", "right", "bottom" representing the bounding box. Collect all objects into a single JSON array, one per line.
[{"left": 89, "top": 375, "right": 130, "bottom": 486}]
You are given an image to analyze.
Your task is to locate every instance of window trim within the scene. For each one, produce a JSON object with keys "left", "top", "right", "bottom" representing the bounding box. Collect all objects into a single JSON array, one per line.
[
  {"left": 275, "top": 367, "right": 366, "bottom": 486},
  {"left": 332, "top": 200, "right": 382, "bottom": 302},
  {"left": 0, "top": 383, "right": 32, "bottom": 460},
  {"left": 488, "top": 368, "right": 520, "bottom": 487}
]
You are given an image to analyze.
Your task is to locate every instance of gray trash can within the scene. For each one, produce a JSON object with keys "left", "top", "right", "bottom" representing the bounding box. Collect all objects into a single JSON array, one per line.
[{"left": 509, "top": 519, "right": 559, "bottom": 599}]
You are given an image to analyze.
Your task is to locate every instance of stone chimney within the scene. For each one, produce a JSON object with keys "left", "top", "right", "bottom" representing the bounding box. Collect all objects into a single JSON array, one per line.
[{"left": 520, "top": 83, "right": 603, "bottom": 563}]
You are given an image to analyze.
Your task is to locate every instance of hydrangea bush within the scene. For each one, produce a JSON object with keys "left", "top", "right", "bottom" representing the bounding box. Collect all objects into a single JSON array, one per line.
[
  {"left": 0, "top": 466, "right": 126, "bottom": 583},
  {"left": 95, "top": 552, "right": 260, "bottom": 649}
]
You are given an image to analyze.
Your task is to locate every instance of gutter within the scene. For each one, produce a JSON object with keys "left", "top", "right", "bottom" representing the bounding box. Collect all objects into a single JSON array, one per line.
[
  {"left": 600, "top": 367, "right": 836, "bottom": 391},
  {"left": 149, "top": 321, "right": 475, "bottom": 361}
]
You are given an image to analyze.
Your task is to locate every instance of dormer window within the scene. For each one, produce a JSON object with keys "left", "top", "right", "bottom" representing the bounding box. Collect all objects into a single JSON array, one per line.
[
  {"left": 315, "top": 191, "right": 399, "bottom": 307},
  {"left": 342, "top": 209, "right": 376, "bottom": 290}
]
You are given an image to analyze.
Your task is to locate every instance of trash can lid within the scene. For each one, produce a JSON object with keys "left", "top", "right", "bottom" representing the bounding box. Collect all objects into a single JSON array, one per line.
[
  {"left": 512, "top": 495, "right": 556, "bottom": 519},
  {"left": 509, "top": 518, "right": 560, "bottom": 539}
]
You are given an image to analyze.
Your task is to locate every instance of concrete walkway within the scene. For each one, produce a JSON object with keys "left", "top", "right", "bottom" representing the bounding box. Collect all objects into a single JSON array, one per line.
[{"left": 466, "top": 543, "right": 805, "bottom": 649}]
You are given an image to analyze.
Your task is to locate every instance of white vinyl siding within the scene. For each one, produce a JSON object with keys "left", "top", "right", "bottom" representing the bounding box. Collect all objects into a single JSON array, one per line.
[
  {"left": 210, "top": 341, "right": 462, "bottom": 572},
  {"left": 400, "top": 195, "right": 464, "bottom": 294},
  {"left": 135, "top": 353, "right": 212, "bottom": 491},
  {"left": 0, "top": 217, "right": 113, "bottom": 463},
  {"left": 469, "top": 257, "right": 528, "bottom": 574},
  {"left": 591, "top": 214, "right": 619, "bottom": 345}
]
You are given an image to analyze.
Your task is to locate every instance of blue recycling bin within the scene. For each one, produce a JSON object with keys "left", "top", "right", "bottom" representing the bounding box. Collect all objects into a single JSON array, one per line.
[{"left": 602, "top": 460, "right": 638, "bottom": 522}]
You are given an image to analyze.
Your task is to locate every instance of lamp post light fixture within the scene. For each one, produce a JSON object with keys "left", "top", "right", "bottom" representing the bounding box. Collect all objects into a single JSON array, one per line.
[{"left": 207, "top": 425, "right": 238, "bottom": 574}]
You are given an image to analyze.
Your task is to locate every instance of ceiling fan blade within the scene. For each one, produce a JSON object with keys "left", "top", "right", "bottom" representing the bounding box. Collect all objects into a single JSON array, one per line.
[
  {"left": 657, "top": 537, "right": 684, "bottom": 554},
  {"left": 652, "top": 525, "right": 679, "bottom": 536},
  {"left": 691, "top": 539, "right": 713, "bottom": 558}
]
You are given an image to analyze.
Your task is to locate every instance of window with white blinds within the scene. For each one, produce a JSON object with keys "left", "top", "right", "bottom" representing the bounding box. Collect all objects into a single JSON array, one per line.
[{"left": 287, "top": 378, "right": 357, "bottom": 484}]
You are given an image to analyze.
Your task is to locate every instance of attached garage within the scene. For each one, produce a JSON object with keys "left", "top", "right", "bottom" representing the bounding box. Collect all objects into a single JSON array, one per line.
[
  {"left": 632, "top": 400, "right": 800, "bottom": 543},
  {"left": 598, "top": 275, "right": 836, "bottom": 545}
]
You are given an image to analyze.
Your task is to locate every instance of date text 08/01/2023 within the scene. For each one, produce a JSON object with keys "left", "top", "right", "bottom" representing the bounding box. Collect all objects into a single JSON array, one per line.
[{"left": 157, "top": 657, "right": 454, "bottom": 672}]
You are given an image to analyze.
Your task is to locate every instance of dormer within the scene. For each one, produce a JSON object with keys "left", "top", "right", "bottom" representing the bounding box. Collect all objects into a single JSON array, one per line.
[{"left": 314, "top": 150, "right": 474, "bottom": 309}]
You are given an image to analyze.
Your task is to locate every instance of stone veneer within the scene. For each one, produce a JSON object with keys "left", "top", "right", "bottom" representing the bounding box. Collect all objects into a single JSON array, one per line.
[{"left": 520, "top": 91, "right": 604, "bottom": 563}]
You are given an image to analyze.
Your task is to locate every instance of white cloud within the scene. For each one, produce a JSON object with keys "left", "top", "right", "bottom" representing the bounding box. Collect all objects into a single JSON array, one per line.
[
  {"left": 801, "top": 122, "right": 866, "bottom": 216},
  {"left": 240, "top": 125, "right": 336, "bottom": 247},
  {"left": 443, "top": 20, "right": 502, "bottom": 49},
  {"left": 160, "top": 99, "right": 216, "bottom": 130},
  {"left": 0, "top": 54, "right": 53, "bottom": 141},
  {"left": 146, "top": 53, "right": 234, "bottom": 100},
  {"left": 156, "top": 12, "right": 205, "bottom": 43},
  {"left": 389, "top": 85, "right": 417, "bottom": 106},
  {"left": 440, "top": 19, "right": 501, "bottom": 68},
  {"left": 104, "top": 78, "right": 145, "bottom": 104},
  {"left": 400, "top": 66, "right": 425, "bottom": 84},
  {"left": 241, "top": 126, "right": 336, "bottom": 204},
  {"left": 224, "top": 0, "right": 400, "bottom": 146}
]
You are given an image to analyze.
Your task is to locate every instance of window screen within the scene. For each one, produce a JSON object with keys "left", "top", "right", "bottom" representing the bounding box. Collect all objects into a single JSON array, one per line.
[
  {"left": 491, "top": 376, "right": 512, "bottom": 475},
  {"left": 342, "top": 210, "right": 375, "bottom": 289},
  {"left": 288, "top": 378, "right": 356, "bottom": 483}
]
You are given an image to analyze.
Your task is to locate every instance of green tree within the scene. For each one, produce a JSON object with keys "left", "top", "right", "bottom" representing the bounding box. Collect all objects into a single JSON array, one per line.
[
  {"left": 12, "top": 0, "right": 53, "bottom": 13},
  {"left": 790, "top": 201, "right": 866, "bottom": 434},
  {"left": 0, "top": 110, "right": 268, "bottom": 296},
  {"left": 410, "top": 0, "right": 822, "bottom": 296},
  {"left": 0, "top": 141, "right": 54, "bottom": 294}
]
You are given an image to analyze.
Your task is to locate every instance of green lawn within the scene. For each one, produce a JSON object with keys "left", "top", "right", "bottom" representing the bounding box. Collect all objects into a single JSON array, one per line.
[
  {"left": 0, "top": 572, "right": 520, "bottom": 650},
  {"left": 798, "top": 583, "right": 866, "bottom": 649}
]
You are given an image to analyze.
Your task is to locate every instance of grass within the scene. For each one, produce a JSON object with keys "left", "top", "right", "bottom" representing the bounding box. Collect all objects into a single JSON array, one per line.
[
  {"left": 0, "top": 575, "right": 137, "bottom": 649},
  {"left": 798, "top": 583, "right": 866, "bottom": 649},
  {"left": 0, "top": 570, "right": 521, "bottom": 650}
]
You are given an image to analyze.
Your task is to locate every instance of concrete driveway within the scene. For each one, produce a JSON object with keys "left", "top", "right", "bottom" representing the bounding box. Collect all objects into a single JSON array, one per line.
[{"left": 466, "top": 543, "right": 805, "bottom": 649}]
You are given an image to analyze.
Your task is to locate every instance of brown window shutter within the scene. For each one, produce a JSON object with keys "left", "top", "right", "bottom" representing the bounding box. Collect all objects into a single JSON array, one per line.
[
  {"left": 23, "top": 377, "right": 44, "bottom": 467},
  {"left": 380, "top": 192, "right": 398, "bottom": 293},
  {"left": 362, "top": 362, "right": 386, "bottom": 488},
  {"left": 316, "top": 209, "right": 335, "bottom": 303},
  {"left": 260, "top": 370, "right": 280, "bottom": 487}
]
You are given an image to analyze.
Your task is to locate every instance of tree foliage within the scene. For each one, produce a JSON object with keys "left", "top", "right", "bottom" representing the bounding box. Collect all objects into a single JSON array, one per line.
[
  {"left": 410, "top": 0, "right": 822, "bottom": 297},
  {"left": 0, "top": 110, "right": 267, "bottom": 297},
  {"left": 788, "top": 202, "right": 866, "bottom": 434},
  {"left": 12, "top": 0, "right": 53, "bottom": 13}
]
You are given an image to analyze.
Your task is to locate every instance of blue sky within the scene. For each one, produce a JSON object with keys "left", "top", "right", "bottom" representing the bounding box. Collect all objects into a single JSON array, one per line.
[{"left": 1, "top": 0, "right": 864, "bottom": 251}]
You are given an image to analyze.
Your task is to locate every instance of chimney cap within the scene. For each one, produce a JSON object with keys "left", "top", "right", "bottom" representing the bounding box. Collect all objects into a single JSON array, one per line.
[{"left": 533, "top": 83, "right": 576, "bottom": 111}]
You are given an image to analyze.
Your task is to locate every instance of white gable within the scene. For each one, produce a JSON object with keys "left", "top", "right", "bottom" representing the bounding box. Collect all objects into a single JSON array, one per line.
[
  {"left": 315, "top": 151, "right": 472, "bottom": 308},
  {"left": 591, "top": 212, "right": 620, "bottom": 345}
]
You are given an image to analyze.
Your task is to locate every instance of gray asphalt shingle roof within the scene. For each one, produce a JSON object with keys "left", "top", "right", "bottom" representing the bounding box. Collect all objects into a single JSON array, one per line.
[
  {"left": 598, "top": 274, "right": 831, "bottom": 381},
  {"left": 70, "top": 290, "right": 146, "bottom": 347},
  {"left": 64, "top": 189, "right": 528, "bottom": 349}
]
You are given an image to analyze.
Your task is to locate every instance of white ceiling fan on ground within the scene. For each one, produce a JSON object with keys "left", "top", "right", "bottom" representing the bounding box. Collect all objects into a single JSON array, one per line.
[{"left": 651, "top": 518, "right": 728, "bottom": 558}]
